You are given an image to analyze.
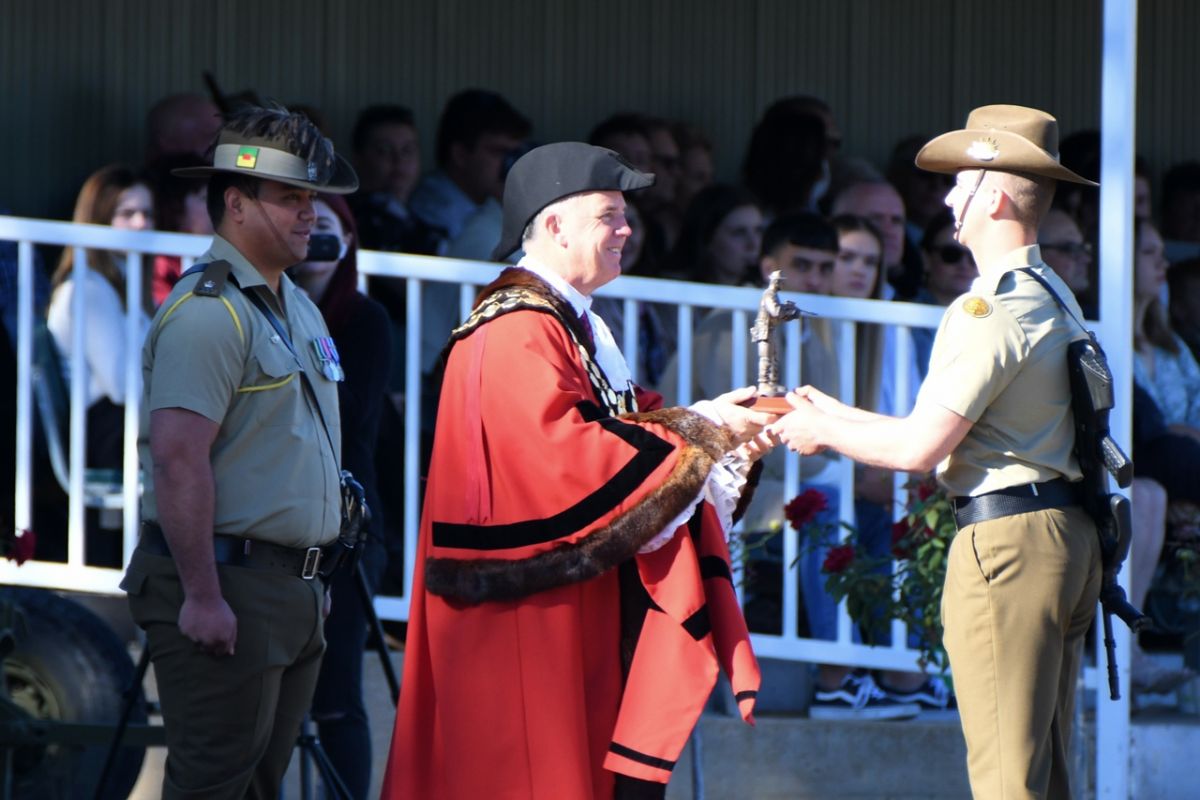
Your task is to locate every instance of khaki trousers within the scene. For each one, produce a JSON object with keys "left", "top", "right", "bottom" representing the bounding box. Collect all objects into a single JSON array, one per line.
[
  {"left": 125, "top": 549, "right": 326, "bottom": 800},
  {"left": 941, "top": 507, "right": 1100, "bottom": 800}
]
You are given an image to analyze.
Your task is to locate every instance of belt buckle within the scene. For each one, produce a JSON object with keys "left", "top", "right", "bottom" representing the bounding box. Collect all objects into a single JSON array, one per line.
[{"left": 302, "top": 547, "right": 322, "bottom": 580}]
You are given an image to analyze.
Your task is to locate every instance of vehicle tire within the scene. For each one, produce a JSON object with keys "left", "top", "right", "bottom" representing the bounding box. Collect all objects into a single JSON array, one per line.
[{"left": 1, "top": 587, "right": 147, "bottom": 799}]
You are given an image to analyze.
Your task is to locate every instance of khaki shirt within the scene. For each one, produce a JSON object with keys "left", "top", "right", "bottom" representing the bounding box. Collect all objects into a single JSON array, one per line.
[
  {"left": 917, "top": 245, "right": 1084, "bottom": 497},
  {"left": 139, "top": 235, "right": 342, "bottom": 547}
]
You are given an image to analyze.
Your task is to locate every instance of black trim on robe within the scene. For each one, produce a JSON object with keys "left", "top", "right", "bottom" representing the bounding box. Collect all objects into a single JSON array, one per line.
[
  {"left": 431, "top": 402, "right": 674, "bottom": 551},
  {"left": 609, "top": 742, "right": 676, "bottom": 772}
]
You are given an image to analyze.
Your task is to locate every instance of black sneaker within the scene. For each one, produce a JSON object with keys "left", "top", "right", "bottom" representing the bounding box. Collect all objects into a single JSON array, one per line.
[
  {"left": 809, "top": 672, "right": 920, "bottom": 720},
  {"left": 880, "top": 677, "right": 958, "bottom": 716}
]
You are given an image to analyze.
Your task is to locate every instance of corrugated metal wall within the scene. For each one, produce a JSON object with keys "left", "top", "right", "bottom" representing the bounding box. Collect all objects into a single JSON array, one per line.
[{"left": 0, "top": 0, "right": 1191, "bottom": 220}]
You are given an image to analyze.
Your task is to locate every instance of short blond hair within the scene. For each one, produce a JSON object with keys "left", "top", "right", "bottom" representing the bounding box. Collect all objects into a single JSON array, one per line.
[{"left": 990, "top": 170, "right": 1056, "bottom": 228}]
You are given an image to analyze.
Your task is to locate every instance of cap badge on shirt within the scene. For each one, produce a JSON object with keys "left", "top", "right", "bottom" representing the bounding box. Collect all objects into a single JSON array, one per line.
[
  {"left": 966, "top": 138, "right": 999, "bottom": 162},
  {"left": 962, "top": 296, "right": 993, "bottom": 318}
]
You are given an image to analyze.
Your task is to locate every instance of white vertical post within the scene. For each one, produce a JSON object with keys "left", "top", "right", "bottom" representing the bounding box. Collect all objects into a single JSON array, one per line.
[
  {"left": 13, "top": 241, "right": 34, "bottom": 534},
  {"left": 122, "top": 252, "right": 141, "bottom": 561},
  {"left": 729, "top": 308, "right": 749, "bottom": 608},
  {"left": 781, "top": 320, "right": 801, "bottom": 641},
  {"left": 730, "top": 309, "right": 748, "bottom": 391},
  {"left": 676, "top": 305, "right": 694, "bottom": 406},
  {"left": 1096, "top": 0, "right": 1137, "bottom": 797},
  {"left": 458, "top": 282, "right": 475, "bottom": 322},
  {"left": 835, "top": 320, "right": 856, "bottom": 645},
  {"left": 68, "top": 247, "right": 88, "bottom": 566},
  {"left": 401, "top": 278, "right": 424, "bottom": 617},
  {"left": 622, "top": 298, "right": 639, "bottom": 385},
  {"left": 891, "top": 322, "right": 915, "bottom": 650}
]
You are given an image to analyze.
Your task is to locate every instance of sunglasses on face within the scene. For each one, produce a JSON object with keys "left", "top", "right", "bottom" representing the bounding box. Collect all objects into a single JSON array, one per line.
[
  {"left": 1040, "top": 241, "right": 1093, "bottom": 258},
  {"left": 933, "top": 244, "right": 972, "bottom": 264}
]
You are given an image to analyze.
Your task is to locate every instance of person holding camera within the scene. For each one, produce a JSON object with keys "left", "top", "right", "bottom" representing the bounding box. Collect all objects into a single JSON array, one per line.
[
  {"left": 290, "top": 192, "right": 391, "bottom": 799},
  {"left": 121, "top": 104, "right": 357, "bottom": 800},
  {"left": 770, "top": 106, "right": 1104, "bottom": 799}
]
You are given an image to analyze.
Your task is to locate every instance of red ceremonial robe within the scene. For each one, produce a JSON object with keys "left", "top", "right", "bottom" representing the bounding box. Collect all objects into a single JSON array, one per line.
[{"left": 381, "top": 270, "right": 759, "bottom": 799}]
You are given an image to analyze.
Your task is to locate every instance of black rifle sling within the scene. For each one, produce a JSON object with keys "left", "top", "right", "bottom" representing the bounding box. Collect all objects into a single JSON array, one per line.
[{"left": 1016, "top": 266, "right": 1090, "bottom": 337}]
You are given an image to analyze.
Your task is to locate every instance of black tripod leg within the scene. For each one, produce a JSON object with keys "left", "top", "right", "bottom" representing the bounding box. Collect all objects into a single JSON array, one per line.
[
  {"left": 296, "top": 719, "right": 354, "bottom": 800},
  {"left": 309, "top": 739, "right": 354, "bottom": 800},
  {"left": 93, "top": 643, "right": 152, "bottom": 800},
  {"left": 299, "top": 735, "right": 314, "bottom": 800},
  {"left": 355, "top": 561, "right": 399, "bottom": 705}
]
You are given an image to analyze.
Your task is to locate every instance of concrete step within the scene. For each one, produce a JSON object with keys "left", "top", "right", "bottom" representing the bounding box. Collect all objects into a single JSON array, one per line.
[
  {"left": 667, "top": 699, "right": 1200, "bottom": 800},
  {"left": 1126, "top": 712, "right": 1200, "bottom": 800},
  {"left": 666, "top": 714, "right": 969, "bottom": 800},
  {"left": 126, "top": 648, "right": 1200, "bottom": 799}
]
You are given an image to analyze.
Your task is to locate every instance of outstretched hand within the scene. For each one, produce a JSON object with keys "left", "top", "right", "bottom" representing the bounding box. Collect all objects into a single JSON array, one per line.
[
  {"left": 766, "top": 390, "right": 828, "bottom": 455},
  {"left": 708, "top": 386, "right": 777, "bottom": 445},
  {"left": 790, "top": 384, "right": 849, "bottom": 417},
  {"left": 737, "top": 430, "right": 778, "bottom": 463}
]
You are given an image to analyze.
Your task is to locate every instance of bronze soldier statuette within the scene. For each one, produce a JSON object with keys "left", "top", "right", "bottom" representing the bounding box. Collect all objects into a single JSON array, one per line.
[{"left": 750, "top": 270, "right": 809, "bottom": 413}]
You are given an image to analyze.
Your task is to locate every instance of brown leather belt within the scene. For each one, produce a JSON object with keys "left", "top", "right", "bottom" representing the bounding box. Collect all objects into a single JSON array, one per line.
[
  {"left": 953, "top": 478, "right": 1081, "bottom": 528},
  {"left": 139, "top": 521, "right": 331, "bottom": 580}
]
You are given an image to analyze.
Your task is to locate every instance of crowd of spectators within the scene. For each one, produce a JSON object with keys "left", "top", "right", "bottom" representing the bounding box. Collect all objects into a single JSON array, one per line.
[{"left": 5, "top": 84, "right": 1200, "bottom": 740}]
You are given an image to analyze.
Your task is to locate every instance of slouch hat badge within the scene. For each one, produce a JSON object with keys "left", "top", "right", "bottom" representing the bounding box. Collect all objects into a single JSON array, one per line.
[{"left": 966, "top": 138, "right": 999, "bottom": 162}]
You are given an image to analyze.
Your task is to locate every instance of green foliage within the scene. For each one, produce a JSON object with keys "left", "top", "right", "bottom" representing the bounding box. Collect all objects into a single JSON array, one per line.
[{"left": 792, "top": 477, "right": 958, "bottom": 671}]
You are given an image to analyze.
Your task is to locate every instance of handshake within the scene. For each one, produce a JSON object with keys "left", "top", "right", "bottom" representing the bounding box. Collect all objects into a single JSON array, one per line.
[{"left": 694, "top": 385, "right": 836, "bottom": 462}]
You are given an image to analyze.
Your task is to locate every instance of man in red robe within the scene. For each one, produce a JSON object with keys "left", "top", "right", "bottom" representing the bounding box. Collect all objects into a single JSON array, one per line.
[{"left": 382, "top": 142, "right": 771, "bottom": 799}]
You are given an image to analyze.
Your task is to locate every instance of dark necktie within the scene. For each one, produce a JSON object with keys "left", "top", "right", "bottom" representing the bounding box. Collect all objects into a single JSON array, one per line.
[{"left": 578, "top": 310, "right": 596, "bottom": 350}]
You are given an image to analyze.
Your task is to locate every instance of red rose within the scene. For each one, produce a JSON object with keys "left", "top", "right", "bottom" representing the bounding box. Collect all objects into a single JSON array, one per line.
[
  {"left": 823, "top": 544, "right": 856, "bottom": 573},
  {"left": 785, "top": 489, "right": 829, "bottom": 531},
  {"left": 891, "top": 521, "right": 912, "bottom": 560},
  {"left": 6, "top": 528, "right": 36, "bottom": 565},
  {"left": 916, "top": 480, "right": 937, "bottom": 502}
]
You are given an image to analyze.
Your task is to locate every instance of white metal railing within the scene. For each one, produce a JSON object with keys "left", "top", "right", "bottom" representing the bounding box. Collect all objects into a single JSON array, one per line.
[
  {"left": 3, "top": 213, "right": 1136, "bottom": 792},
  {"left": 3, "top": 217, "right": 207, "bottom": 592},
  {"left": 2, "top": 215, "right": 948, "bottom": 669}
]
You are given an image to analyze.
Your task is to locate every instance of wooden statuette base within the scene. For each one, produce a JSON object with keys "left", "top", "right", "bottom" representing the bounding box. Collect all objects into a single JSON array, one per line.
[{"left": 749, "top": 395, "right": 793, "bottom": 415}]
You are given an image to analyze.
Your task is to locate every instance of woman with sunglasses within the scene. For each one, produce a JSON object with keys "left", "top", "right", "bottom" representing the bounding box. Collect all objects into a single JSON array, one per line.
[
  {"left": 921, "top": 212, "right": 980, "bottom": 306},
  {"left": 1039, "top": 208, "right": 1097, "bottom": 318},
  {"left": 906, "top": 212, "right": 980, "bottom": 382}
]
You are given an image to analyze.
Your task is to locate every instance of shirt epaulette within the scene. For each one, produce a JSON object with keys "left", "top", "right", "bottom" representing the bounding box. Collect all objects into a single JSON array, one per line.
[{"left": 193, "top": 260, "right": 233, "bottom": 297}]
